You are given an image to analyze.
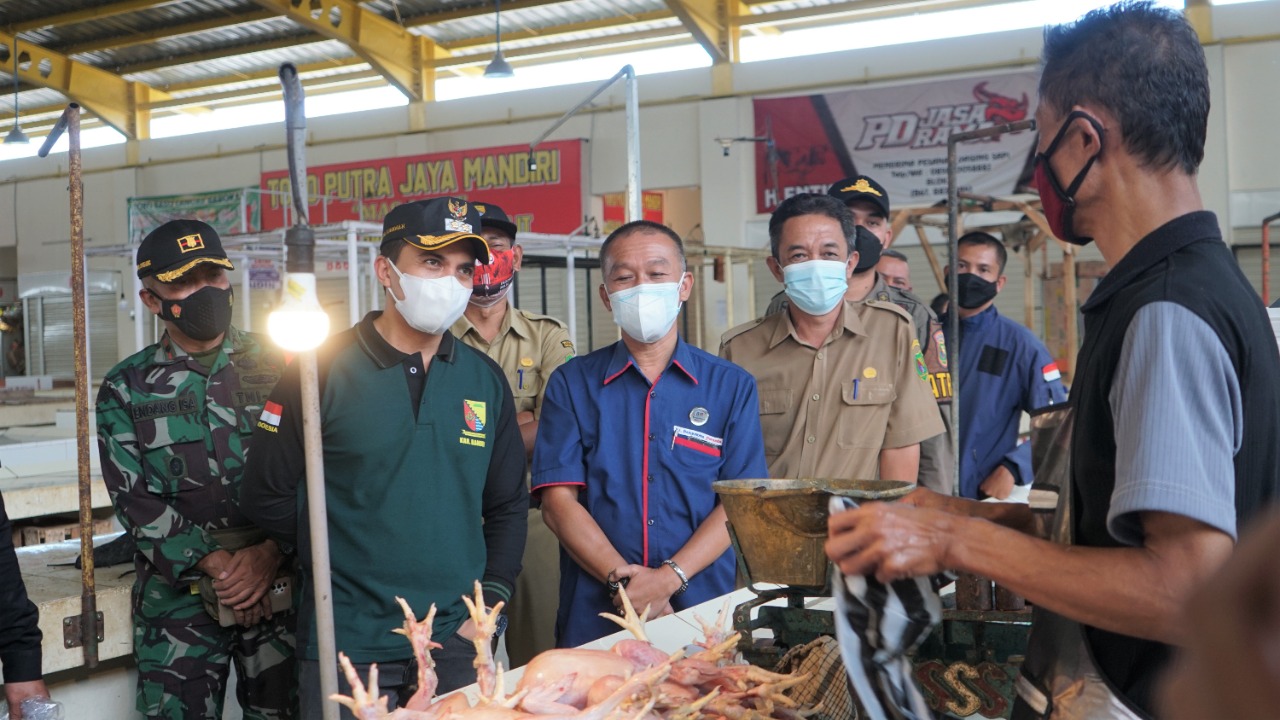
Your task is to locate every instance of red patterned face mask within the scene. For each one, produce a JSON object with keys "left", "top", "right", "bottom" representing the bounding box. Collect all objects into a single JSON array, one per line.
[
  {"left": 470, "top": 249, "right": 516, "bottom": 307},
  {"left": 1032, "top": 110, "right": 1104, "bottom": 247}
]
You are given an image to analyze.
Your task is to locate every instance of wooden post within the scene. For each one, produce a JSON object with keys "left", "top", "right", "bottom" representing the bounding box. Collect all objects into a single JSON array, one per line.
[{"left": 915, "top": 224, "right": 946, "bottom": 294}]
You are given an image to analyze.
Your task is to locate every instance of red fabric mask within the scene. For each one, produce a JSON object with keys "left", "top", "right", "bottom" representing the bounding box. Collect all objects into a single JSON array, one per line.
[
  {"left": 471, "top": 248, "right": 516, "bottom": 307},
  {"left": 1033, "top": 110, "right": 1104, "bottom": 247}
]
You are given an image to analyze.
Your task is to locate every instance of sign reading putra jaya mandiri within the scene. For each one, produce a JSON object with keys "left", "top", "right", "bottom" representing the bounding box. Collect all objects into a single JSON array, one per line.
[{"left": 260, "top": 139, "right": 584, "bottom": 233}]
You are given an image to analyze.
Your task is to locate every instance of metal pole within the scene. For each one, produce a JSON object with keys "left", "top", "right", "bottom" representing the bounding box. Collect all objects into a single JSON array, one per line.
[
  {"left": 367, "top": 245, "right": 380, "bottom": 312},
  {"left": 1262, "top": 211, "right": 1280, "bottom": 304},
  {"left": 565, "top": 246, "right": 577, "bottom": 346},
  {"left": 46, "top": 102, "right": 99, "bottom": 668},
  {"left": 528, "top": 65, "right": 640, "bottom": 221},
  {"left": 945, "top": 117, "right": 1036, "bottom": 494},
  {"left": 280, "top": 63, "right": 340, "bottom": 720},
  {"left": 347, "top": 227, "right": 359, "bottom": 328},
  {"left": 623, "top": 66, "right": 640, "bottom": 222},
  {"left": 241, "top": 256, "right": 252, "bottom": 332}
]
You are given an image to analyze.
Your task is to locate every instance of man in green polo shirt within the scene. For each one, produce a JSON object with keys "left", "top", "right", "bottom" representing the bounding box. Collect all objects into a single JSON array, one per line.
[
  {"left": 450, "top": 201, "right": 574, "bottom": 668},
  {"left": 241, "top": 197, "right": 528, "bottom": 719}
]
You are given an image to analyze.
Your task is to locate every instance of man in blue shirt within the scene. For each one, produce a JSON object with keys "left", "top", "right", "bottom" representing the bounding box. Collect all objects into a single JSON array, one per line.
[
  {"left": 533, "top": 220, "right": 768, "bottom": 648},
  {"left": 946, "top": 231, "right": 1066, "bottom": 499}
]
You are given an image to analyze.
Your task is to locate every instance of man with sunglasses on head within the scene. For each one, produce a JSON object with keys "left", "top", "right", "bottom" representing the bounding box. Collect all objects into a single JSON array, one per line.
[
  {"left": 97, "top": 219, "right": 295, "bottom": 719},
  {"left": 825, "top": 4, "right": 1280, "bottom": 717}
]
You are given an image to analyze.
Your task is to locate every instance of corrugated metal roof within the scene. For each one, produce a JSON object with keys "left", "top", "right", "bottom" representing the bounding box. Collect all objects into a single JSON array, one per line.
[{"left": 0, "top": 0, "right": 952, "bottom": 131}]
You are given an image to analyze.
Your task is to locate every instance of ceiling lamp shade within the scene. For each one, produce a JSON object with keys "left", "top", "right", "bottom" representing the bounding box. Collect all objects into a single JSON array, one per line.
[
  {"left": 485, "top": 0, "right": 514, "bottom": 78},
  {"left": 485, "top": 50, "right": 514, "bottom": 78}
]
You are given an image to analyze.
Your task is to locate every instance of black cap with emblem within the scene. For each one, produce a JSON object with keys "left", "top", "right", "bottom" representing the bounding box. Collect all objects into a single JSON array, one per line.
[
  {"left": 382, "top": 197, "right": 491, "bottom": 263},
  {"left": 136, "top": 219, "right": 235, "bottom": 281},
  {"left": 473, "top": 201, "right": 518, "bottom": 242},
  {"left": 828, "top": 175, "right": 890, "bottom": 218}
]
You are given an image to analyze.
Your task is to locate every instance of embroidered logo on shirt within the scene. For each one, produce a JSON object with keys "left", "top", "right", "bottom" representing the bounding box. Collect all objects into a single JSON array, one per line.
[
  {"left": 1042, "top": 362, "right": 1062, "bottom": 382},
  {"left": 256, "top": 400, "right": 283, "bottom": 433},
  {"left": 460, "top": 399, "right": 488, "bottom": 447},
  {"left": 912, "top": 339, "right": 928, "bottom": 381},
  {"left": 934, "top": 329, "right": 948, "bottom": 368}
]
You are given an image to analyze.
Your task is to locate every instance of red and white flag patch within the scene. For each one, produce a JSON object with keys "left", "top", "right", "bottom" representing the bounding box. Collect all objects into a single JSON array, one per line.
[
  {"left": 258, "top": 401, "right": 283, "bottom": 432},
  {"left": 1042, "top": 363, "right": 1061, "bottom": 382}
]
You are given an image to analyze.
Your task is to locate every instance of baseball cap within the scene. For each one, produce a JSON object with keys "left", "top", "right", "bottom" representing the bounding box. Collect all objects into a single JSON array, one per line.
[
  {"left": 136, "top": 219, "right": 235, "bottom": 281},
  {"left": 381, "top": 197, "right": 491, "bottom": 264},
  {"left": 828, "top": 175, "right": 890, "bottom": 218},
  {"left": 473, "top": 201, "right": 518, "bottom": 241}
]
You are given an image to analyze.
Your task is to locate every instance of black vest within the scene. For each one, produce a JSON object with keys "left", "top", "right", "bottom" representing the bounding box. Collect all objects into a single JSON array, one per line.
[{"left": 1069, "top": 212, "right": 1280, "bottom": 715}]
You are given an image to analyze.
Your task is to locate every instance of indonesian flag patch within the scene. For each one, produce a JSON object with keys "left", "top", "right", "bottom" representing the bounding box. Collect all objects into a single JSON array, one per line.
[
  {"left": 1042, "top": 362, "right": 1061, "bottom": 382},
  {"left": 257, "top": 401, "right": 283, "bottom": 433}
]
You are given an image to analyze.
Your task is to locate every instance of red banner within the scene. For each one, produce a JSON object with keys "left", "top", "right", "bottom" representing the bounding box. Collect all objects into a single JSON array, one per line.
[
  {"left": 260, "top": 139, "right": 584, "bottom": 234},
  {"left": 753, "top": 72, "right": 1040, "bottom": 213},
  {"left": 601, "top": 191, "right": 664, "bottom": 232}
]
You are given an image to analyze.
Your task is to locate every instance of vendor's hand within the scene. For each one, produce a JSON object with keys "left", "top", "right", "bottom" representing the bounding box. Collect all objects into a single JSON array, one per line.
[
  {"left": 979, "top": 466, "right": 1016, "bottom": 500},
  {"left": 455, "top": 618, "right": 478, "bottom": 642},
  {"left": 825, "top": 502, "right": 958, "bottom": 583},
  {"left": 612, "top": 564, "right": 679, "bottom": 619},
  {"left": 6, "top": 679, "right": 50, "bottom": 720},
  {"left": 213, "top": 540, "right": 283, "bottom": 609}
]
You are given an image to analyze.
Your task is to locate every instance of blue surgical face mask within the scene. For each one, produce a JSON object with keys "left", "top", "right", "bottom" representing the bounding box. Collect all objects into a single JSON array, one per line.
[
  {"left": 608, "top": 282, "right": 682, "bottom": 343},
  {"left": 783, "top": 260, "right": 848, "bottom": 315}
]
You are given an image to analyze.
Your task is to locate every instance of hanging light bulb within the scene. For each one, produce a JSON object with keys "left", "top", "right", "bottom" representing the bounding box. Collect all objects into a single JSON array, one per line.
[
  {"left": 5, "top": 41, "right": 28, "bottom": 145},
  {"left": 484, "top": 0, "right": 515, "bottom": 78}
]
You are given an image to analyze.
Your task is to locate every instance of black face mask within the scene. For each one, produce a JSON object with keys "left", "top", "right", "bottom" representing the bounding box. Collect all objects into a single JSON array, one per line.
[
  {"left": 949, "top": 272, "right": 999, "bottom": 310},
  {"left": 852, "top": 225, "right": 883, "bottom": 274},
  {"left": 151, "top": 285, "right": 234, "bottom": 341}
]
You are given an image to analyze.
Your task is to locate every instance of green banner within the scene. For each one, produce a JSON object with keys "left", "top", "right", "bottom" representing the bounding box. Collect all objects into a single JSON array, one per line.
[{"left": 127, "top": 188, "right": 260, "bottom": 244}]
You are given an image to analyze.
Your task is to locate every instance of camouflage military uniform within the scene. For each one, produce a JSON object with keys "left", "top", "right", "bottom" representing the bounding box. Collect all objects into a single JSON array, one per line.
[{"left": 96, "top": 326, "right": 296, "bottom": 720}]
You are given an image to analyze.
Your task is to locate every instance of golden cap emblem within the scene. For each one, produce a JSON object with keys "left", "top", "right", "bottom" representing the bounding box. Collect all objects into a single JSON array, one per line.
[
  {"left": 176, "top": 233, "right": 206, "bottom": 253},
  {"left": 840, "top": 178, "right": 882, "bottom": 197}
]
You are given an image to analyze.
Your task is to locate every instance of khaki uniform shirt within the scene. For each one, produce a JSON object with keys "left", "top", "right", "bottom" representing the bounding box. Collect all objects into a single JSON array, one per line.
[
  {"left": 451, "top": 304, "right": 576, "bottom": 417},
  {"left": 720, "top": 300, "right": 944, "bottom": 481}
]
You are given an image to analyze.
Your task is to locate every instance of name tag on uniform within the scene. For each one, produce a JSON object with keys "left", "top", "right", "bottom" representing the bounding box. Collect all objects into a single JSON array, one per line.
[{"left": 672, "top": 425, "right": 723, "bottom": 457}]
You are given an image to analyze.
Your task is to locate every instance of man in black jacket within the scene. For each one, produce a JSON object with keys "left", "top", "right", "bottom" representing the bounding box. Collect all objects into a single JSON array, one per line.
[
  {"left": 1, "top": 493, "right": 50, "bottom": 719},
  {"left": 825, "top": 3, "right": 1280, "bottom": 718}
]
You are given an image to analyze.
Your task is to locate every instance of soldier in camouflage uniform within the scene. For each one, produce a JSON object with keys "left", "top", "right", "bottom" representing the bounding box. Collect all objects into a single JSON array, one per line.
[{"left": 96, "top": 219, "right": 296, "bottom": 720}]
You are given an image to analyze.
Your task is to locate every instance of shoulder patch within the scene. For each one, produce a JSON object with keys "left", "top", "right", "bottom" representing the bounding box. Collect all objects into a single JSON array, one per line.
[
  {"left": 911, "top": 339, "right": 928, "bottom": 381},
  {"left": 719, "top": 316, "right": 768, "bottom": 348},
  {"left": 518, "top": 308, "right": 570, "bottom": 330},
  {"left": 865, "top": 299, "right": 913, "bottom": 324}
]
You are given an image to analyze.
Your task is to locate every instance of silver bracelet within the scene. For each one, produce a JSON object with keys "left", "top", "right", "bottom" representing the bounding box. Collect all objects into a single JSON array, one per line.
[{"left": 662, "top": 559, "right": 689, "bottom": 596}]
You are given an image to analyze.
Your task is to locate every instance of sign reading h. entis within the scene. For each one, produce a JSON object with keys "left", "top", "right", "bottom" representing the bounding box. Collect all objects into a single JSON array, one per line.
[{"left": 260, "top": 139, "right": 584, "bottom": 233}]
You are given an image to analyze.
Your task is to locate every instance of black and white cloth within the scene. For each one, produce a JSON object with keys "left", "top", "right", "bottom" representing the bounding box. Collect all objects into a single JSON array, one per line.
[{"left": 829, "top": 496, "right": 940, "bottom": 720}]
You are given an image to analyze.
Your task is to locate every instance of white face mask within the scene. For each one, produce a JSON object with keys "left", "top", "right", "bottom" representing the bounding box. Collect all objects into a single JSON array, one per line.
[
  {"left": 386, "top": 261, "right": 472, "bottom": 335},
  {"left": 608, "top": 282, "right": 682, "bottom": 343}
]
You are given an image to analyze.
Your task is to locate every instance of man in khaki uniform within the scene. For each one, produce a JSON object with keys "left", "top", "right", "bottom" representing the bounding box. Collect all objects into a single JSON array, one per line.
[
  {"left": 450, "top": 201, "right": 574, "bottom": 667},
  {"left": 764, "top": 176, "right": 954, "bottom": 494},
  {"left": 722, "top": 193, "right": 943, "bottom": 482}
]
